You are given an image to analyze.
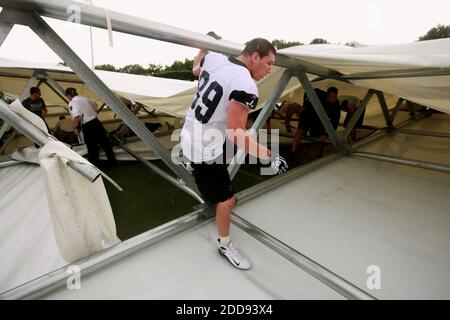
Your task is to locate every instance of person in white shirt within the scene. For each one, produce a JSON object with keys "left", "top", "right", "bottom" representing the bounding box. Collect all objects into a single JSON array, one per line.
[
  {"left": 65, "top": 87, "right": 116, "bottom": 167},
  {"left": 181, "top": 36, "right": 288, "bottom": 270},
  {"left": 53, "top": 115, "right": 78, "bottom": 145}
]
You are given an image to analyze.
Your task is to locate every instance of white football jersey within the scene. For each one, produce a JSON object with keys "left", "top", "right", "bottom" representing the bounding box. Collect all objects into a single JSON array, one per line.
[{"left": 181, "top": 52, "right": 258, "bottom": 162}]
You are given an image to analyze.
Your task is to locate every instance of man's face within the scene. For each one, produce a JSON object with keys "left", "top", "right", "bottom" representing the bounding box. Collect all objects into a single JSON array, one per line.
[
  {"left": 31, "top": 90, "right": 41, "bottom": 100},
  {"left": 326, "top": 92, "right": 338, "bottom": 105},
  {"left": 250, "top": 51, "right": 275, "bottom": 81}
]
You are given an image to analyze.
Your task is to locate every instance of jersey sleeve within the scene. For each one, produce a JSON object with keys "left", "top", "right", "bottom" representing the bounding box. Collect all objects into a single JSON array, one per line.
[
  {"left": 69, "top": 101, "right": 81, "bottom": 118},
  {"left": 228, "top": 75, "right": 259, "bottom": 110}
]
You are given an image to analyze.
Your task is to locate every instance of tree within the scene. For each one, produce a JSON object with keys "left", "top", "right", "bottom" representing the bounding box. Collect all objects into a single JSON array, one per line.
[
  {"left": 158, "top": 70, "right": 197, "bottom": 81},
  {"left": 310, "top": 38, "right": 329, "bottom": 44},
  {"left": 147, "top": 63, "right": 164, "bottom": 76},
  {"left": 95, "top": 64, "right": 116, "bottom": 72},
  {"left": 418, "top": 24, "right": 450, "bottom": 41},
  {"left": 165, "top": 59, "right": 194, "bottom": 72},
  {"left": 119, "top": 64, "right": 147, "bottom": 75},
  {"left": 271, "top": 39, "right": 303, "bottom": 49}
]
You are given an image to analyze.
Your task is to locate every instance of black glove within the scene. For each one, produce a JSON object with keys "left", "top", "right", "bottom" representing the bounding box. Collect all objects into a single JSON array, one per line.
[
  {"left": 206, "top": 31, "right": 222, "bottom": 40},
  {"left": 271, "top": 154, "right": 288, "bottom": 175}
]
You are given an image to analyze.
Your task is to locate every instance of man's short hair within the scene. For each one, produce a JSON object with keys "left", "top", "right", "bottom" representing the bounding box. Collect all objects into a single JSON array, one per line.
[
  {"left": 327, "top": 87, "right": 338, "bottom": 94},
  {"left": 30, "top": 87, "right": 40, "bottom": 95},
  {"left": 59, "top": 115, "right": 66, "bottom": 120},
  {"left": 65, "top": 87, "right": 78, "bottom": 97},
  {"left": 241, "top": 38, "right": 277, "bottom": 58}
]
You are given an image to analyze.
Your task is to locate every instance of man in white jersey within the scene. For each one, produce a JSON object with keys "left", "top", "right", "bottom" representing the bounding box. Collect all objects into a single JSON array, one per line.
[
  {"left": 181, "top": 37, "right": 288, "bottom": 270},
  {"left": 65, "top": 87, "right": 116, "bottom": 168}
]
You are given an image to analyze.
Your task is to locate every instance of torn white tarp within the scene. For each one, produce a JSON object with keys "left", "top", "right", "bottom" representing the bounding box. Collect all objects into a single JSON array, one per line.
[{"left": 38, "top": 141, "right": 120, "bottom": 263}]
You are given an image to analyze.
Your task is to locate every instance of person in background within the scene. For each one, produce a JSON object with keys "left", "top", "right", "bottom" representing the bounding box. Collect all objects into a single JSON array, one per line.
[
  {"left": 290, "top": 87, "right": 341, "bottom": 159},
  {"left": 65, "top": 87, "right": 116, "bottom": 168},
  {"left": 53, "top": 115, "right": 78, "bottom": 145},
  {"left": 22, "top": 87, "right": 50, "bottom": 133}
]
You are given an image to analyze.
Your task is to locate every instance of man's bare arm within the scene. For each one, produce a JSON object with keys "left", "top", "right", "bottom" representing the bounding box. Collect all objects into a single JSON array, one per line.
[
  {"left": 72, "top": 115, "right": 81, "bottom": 135},
  {"left": 227, "top": 101, "right": 271, "bottom": 161},
  {"left": 192, "top": 49, "right": 208, "bottom": 77}
]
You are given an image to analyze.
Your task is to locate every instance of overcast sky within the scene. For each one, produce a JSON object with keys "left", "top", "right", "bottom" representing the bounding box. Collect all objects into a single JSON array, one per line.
[{"left": 0, "top": 0, "right": 449, "bottom": 68}]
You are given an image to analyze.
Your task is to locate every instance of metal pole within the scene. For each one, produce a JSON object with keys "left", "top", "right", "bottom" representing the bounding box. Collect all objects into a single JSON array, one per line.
[
  {"left": 352, "top": 152, "right": 450, "bottom": 174},
  {"left": 18, "top": 71, "right": 39, "bottom": 101},
  {"left": 8, "top": 9, "right": 200, "bottom": 196},
  {"left": 0, "top": 0, "right": 342, "bottom": 79},
  {"left": 375, "top": 90, "right": 393, "bottom": 128},
  {"left": 342, "top": 67, "right": 450, "bottom": 80},
  {"left": 228, "top": 69, "right": 292, "bottom": 179},
  {"left": 0, "top": 121, "right": 11, "bottom": 140},
  {"left": 398, "top": 129, "right": 450, "bottom": 139},
  {"left": 0, "top": 209, "right": 209, "bottom": 300},
  {"left": 0, "top": 99, "right": 101, "bottom": 183},
  {"left": 231, "top": 213, "right": 376, "bottom": 300},
  {"left": 340, "top": 89, "right": 374, "bottom": 143},
  {"left": 0, "top": 159, "right": 23, "bottom": 169},
  {"left": 390, "top": 98, "right": 404, "bottom": 123},
  {"left": 295, "top": 71, "right": 341, "bottom": 149},
  {"left": 1, "top": 122, "right": 407, "bottom": 300},
  {"left": 0, "top": 11, "right": 13, "bottom": 46},
  {"left": 114, "top": 136, "right": 204, "bottom": 204},
  {"left": 42, "top": 78, "right": 69, "bottom": 104}
]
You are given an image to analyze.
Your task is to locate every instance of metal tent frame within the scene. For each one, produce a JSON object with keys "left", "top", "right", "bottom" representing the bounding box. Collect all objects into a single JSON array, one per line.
[{"left": 0, "top": 0, "right": 448, "bottom": 300}]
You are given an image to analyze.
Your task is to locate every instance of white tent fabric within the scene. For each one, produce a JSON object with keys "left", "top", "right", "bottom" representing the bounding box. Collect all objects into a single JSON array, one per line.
[
  {"left": 9, "top": 98, "right": 48, "bottom": 133},
  {"left": 2, "top": 39, "right": 449, "bottom": 120},
  {"left": 38, "top": 141, "right": 120, "bottom": 263},
  {"left": 279, "top": 39, "right": 450, "bottom": 114},
  {"left": 0, "top": 163, "right": 66, "bottom": 293}
]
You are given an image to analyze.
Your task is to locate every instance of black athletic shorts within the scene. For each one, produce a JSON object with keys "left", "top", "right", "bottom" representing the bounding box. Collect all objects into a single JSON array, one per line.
[
  {"left": 298, "top": 107, "right": 324, "bottom": 138},
  {"left": 191, "top": 161, "right": 234, "bottom": 204}
]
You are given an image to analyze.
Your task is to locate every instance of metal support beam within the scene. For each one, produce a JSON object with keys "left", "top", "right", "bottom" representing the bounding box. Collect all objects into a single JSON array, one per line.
[
  {"left": 295, "top": 71, "right": 341, "bottom": 149},
  {"left": 113, "top": 136, "right": 204, "bottom": 204},
  {"left": 352, "top": 152, "right": 450, "bottom": 174},
  {"left": 0, "top": 209, "right": 209, "bottom": 300},
  {"left": 0, "top": 0, "right": 343, "bottom": 79},
  {"left": 0, "top": 99, "right": 101, "bottom": 183},
  {"left": 398, "top": 129, "right": 450, "bottom": 139},
  {"left": 0, "top": 159, "right": 23, "bottom": 169},
  {"left": 0, "top": 121, "right": 11, "bottom": 140},
  {"left": 0, "top": 11, "right": 14, "bottom": 47},
  {"left": 390, "top": 98, "right": 404, "bottom": 123},
  {"left": 42, "top": 78, "right": 70, "bottom": 105},
  {"left": 1, "top": 120, "right": 411, "bottom": 300},
  {"left": 5, "top": 8, "right": 200, "bottom": 196},
  {"left": 340, "top": 89, "right": 374, "bottom": 144},
  {"left": 18, "top": 71, "right": 39, "bottom": 102},
  {"left": 228, "top": 69, "right": 292, "bottom": 179},
  {"left": 231, "top": 213, "right": 376, "bottom": 300},
  {"left": 375, "top": 90, "right": 393, "bottom": 129},
  {"left": 342, "top": 67, "right": 450, "bottom": 80}
]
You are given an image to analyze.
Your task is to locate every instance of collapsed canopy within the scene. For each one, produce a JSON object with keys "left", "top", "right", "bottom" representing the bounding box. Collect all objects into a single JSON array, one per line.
[{"left": 1, "top": 38, "right": 449, "bottom": 118}]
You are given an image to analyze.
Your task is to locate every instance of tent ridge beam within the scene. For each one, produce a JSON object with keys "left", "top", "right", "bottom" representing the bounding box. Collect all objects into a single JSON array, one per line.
[{"left": 352, "top": 151, "right": 450, "bottom": 174}]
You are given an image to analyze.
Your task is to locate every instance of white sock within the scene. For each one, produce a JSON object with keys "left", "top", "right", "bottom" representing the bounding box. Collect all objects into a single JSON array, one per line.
[{"left": 219, "top": 235, "right": 231, "bottom": 247}]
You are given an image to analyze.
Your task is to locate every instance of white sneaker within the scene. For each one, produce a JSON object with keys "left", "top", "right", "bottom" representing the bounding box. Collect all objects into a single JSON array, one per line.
[{"left": 218, "top": 240, "right": 252, "bottom": 270}]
